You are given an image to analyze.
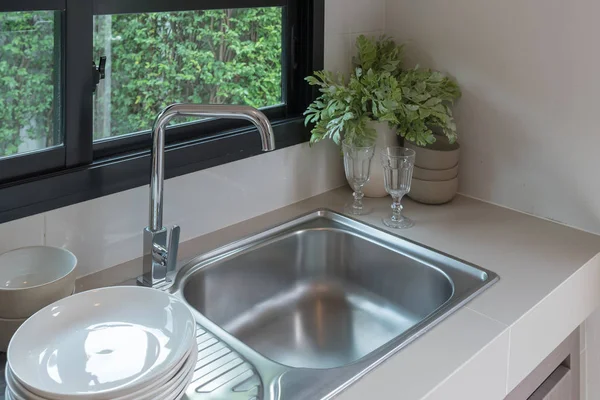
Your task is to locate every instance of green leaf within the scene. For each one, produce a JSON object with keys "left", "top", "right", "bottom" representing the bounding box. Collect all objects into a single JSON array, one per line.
[{"left": 304, "top": 35, "right": 461, "bottom": 147}]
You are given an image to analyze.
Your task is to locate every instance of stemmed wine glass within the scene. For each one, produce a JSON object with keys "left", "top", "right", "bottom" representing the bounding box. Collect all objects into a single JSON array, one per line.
[
  {"left": 380, "top": 147, "right": 416, "bottom": 228},
  {"left": 342, "top": 140, "right": 375, "bottom": 215}
]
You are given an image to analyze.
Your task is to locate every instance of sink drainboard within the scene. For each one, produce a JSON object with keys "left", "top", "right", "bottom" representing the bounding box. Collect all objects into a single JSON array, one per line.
[
  {"left": 188, "top": 323, "right": 261, "bottom": 399},
  {"left": 153, "top": 281, "right": 261, "bottom": 400}
]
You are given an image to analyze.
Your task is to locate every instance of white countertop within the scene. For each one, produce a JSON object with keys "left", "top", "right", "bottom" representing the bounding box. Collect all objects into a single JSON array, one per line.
[{"left": 77, "top": 187, "right": 600, "bottom": 400}]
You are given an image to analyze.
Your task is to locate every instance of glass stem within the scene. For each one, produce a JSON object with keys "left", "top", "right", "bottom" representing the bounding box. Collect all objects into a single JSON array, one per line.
[
  {"left": 391, "top": 195, "right": 404, "bottom": 222},
  {"left": 352, "top": 187, "right": 365, "bottom": 211}
]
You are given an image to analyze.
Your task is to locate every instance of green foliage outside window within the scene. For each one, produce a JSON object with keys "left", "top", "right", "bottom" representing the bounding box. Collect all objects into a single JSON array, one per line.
[
  {"left": 0, "top": 7, "right": 283, "bottom": 157},
  {"left": 0, "top": 11, "right": 57, "bottom": 156},
  {"left": 93, "top": 8, "right": 283, "bottom": 139}
]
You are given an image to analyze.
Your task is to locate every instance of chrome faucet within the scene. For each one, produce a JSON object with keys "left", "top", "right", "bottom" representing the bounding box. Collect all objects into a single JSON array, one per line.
[{"left": 138, "top": 104, "right": 276, "bottom": 287}]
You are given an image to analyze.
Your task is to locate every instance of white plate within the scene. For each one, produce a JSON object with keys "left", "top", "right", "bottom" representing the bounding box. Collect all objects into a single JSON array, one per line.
[
  {"left": 145, "top": 341, "right": 197, "bottom": 400},
  {"left": 164, "top": 354, "right": 197, "bottom": 400},
  {"left": 114, "top": 334, "right": 197, "bottom": 400},
  {"left": 161, "top": 347, "right": 197, "bottom": 400},
  {"left": 6, "top": 366, "right": 36, "bottom": 400},
  {"left": 6, "top": 334, "right": 198, "bottom": 400},
  {"left": 8, "top": 286, "right": 195, "bottom": 400}
]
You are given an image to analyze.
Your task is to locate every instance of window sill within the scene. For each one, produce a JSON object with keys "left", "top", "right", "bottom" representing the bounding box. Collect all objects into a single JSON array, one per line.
[{"left": 0, "top": 117, "right": 309, "bottom": 224}]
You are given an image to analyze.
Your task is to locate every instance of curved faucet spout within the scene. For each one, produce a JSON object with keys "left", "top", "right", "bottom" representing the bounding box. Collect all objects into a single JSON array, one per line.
[
  {"left": 140, "top": 103, "right": 275, "bottom": 287},
  {"left": 153, "top": 104, "right": 275, "bottom": 152},
  {"left": 150, "top": 103, "right": 275, "bottom": 232}
]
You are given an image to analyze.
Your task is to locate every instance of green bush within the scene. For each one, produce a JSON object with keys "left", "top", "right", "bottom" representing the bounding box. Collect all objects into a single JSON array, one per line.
[
  {"left": 0, "top": 11, "right": 56, "bottom": 156},
  {"left": 0, "top": 8, "right": 283, "bottom": 156},
  {"left": 93, "top": 8, "right": 282, "bottom": 139}
]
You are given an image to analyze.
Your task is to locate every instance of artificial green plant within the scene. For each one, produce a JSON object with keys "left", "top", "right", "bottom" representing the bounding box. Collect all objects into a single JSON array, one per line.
[{"left": 304, "top": 35, "right": 461, "bottom": 147}]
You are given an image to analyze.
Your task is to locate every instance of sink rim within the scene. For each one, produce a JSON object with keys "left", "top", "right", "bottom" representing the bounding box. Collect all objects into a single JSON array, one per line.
[{"left": 169, "top": 209, "right": 499, "bottom": 400}]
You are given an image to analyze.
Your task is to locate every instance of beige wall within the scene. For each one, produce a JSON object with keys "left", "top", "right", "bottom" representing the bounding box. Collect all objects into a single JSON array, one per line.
[
  {"left": 386, "top": 0, "right": 600, "bottom": 234},
  {"left": 383, "top": 0, "right": 600, "bottom": 398}
]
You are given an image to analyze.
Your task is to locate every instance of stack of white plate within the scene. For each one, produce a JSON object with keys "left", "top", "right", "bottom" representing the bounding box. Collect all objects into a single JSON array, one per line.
[{"left": 4, "top": 286, "right": 197, "bottom": 400}]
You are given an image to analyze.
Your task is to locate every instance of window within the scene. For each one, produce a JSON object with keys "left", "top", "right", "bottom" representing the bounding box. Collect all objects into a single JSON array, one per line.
[
  {"left": 0, "top": 0, "right": 323, "bottom": 223},
  {"left": 0, "top": 11, "right": 61, "bottom": 157}
]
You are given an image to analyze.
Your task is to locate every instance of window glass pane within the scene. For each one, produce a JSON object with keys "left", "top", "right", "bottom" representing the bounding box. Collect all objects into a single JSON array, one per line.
[
  {"left": 93, "top": 7, "right": 283, "bottom": 141},
  {"left": 0, "top": 11, "right": 61, "bottom": 157}
]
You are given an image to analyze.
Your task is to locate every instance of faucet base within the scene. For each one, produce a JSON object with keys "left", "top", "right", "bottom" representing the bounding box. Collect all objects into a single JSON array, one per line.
[
  {"left": 136, "top": 275, "right": 171, "bottom": 289},
  {"left": 141, "top": 227, "right": 168, "bottom": 286}
]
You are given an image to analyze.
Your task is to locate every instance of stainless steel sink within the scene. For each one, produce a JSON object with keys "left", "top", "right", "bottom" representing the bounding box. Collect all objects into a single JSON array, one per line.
[{"left": 171, "top": 210, "right": 498, "bottom": 399}]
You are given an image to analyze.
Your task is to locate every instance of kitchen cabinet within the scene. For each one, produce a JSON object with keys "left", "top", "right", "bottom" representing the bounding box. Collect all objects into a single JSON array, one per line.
[
  {"left": 529, "top": 366, "right": 572, "bottom": 400},
  {"left": 506, "top": 328, "right": 580, "bottom": 400}
]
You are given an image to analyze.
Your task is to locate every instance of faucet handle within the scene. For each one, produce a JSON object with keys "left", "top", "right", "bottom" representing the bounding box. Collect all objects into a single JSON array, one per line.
[{"left": 165, "top": 225, "right": 180, "bottom": 283}]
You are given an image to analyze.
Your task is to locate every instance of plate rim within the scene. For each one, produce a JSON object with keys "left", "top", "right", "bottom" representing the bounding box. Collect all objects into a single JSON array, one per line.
[
  {"left": 7, "top": 334, "right": 198, "bottom": 400},
  {"left": 7, "top": 286, "right": 196, "bottom": 399}
]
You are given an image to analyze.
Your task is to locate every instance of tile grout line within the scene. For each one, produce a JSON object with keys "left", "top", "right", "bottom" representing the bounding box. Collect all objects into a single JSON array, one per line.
[
  {"left": 505, "top": 328, "right": 512, "bottom": 395},
  {"left": 465, "top": 305, "right": 510, "bottom": 328},
  {"left": 43, "top": 213, "right": 47, "bottom": 246},
  {"left": 581, "top": 321, "right": 586, "bottom": 354},
  {"left": 458, "top": 192, "right": 600, "bottom": 238},
  {"left": 419, "top": 329, "right": 510, "bottom": 400},
  {"left": 584, "top": 347, "right": 588, "bottom": 400}
]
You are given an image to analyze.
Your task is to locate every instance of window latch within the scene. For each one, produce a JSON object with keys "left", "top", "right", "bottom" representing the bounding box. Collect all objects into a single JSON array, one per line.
[{"left": 92, "top": 56, "right": 107, "bottom": 93}]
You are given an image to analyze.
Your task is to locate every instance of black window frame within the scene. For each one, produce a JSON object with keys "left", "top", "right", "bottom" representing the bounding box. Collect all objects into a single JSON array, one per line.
[{"left": 0, "top": 0, "right": 324, "bottom": 223}]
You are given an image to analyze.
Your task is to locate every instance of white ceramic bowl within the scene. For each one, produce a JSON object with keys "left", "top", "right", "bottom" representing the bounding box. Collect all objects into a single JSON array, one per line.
[
  {"left": 0, "top": 316, "right": 26, "bottom": 353},
  {"left": 412, "top": 164, "right": 459, "bottom": 181},
  {"left": 0, "top": 246, "right": 77, "bottom": 319},
  {"left": 1, "top": 286, "right": 75, "bottom": 353},
  {"left": 405, "top": 135, "right": 460, "bottom": 170},
  {"left": 8, "top": 286, "right": 196, "bottom": 400},
  {"left": 408, "top": 177, "right": 459, "bottom": 205}
]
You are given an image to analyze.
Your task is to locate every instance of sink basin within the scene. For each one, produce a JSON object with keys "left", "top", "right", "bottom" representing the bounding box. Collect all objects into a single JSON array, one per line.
[
  {"left": 173, "top": 210, "right": 497, "bottom": 399},
  {"left": 183, "top": 224, "right": 454, "bottom": 369}
]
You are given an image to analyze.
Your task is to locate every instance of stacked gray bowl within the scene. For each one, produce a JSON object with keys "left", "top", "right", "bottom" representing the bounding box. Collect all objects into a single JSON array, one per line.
[{"left": 405, "top": 135, "right": 460, "bottom": 204}]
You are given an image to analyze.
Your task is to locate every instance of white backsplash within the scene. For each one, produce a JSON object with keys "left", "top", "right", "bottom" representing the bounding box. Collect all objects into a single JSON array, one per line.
[
  {"left": 0, "top": 142, "right": 344, "bottom": 277},
  {"left": 324, "top": 0, "right": 385, "bottom": 76},
  {"left": 26, "top": 141, "right": 344, "bottom": 277},
  {"left": 0, "top": 214, "right": 45, "bottom": 254}
]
